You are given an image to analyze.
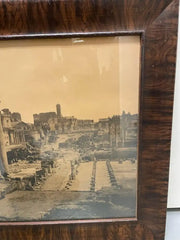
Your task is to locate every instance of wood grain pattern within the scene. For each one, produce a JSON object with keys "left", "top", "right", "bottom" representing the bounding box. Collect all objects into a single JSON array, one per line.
[
  {"left": 0, "top": 0, "right": 178, "bottom": 239},
  {"left": 139, "top": 2, "right": 179, "bottom": 240},
  {"left": 0, "top": 223, "right": 155, "bottom": 240},
  {"left": 0, "top": 0, "right": 174, "bottom": 37}
]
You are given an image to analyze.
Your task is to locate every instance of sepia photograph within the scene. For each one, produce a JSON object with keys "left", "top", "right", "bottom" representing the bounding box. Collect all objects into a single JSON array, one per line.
[{"left": 0, "top": 36, "right": 140, "bottom": 221}]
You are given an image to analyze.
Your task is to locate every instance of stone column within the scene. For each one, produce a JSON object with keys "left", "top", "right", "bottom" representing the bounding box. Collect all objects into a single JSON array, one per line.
[{"left": 0, "top": 114, "right": 9, "bottom": 175}]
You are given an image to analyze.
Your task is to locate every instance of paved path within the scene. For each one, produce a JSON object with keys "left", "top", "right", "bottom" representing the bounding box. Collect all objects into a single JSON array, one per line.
[
  {"left": 41, "top": 149, "right": 79, "bottom": 191},
  {"left": 41, "top": 158, "right": 71, "bottom": 191},
  {"left": 111, "top": 161, "right": 137, "bottom": 189},
  {"left": 95, "top": 161, "right": 111, "bottom": 191},
  {"left": 68, "top": 162, "right": 93, "bottom": 191}
]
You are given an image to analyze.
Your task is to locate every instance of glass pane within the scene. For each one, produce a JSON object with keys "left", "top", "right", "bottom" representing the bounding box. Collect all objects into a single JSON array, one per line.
[{"left": 0, "top": 36, "right": 140, "bottom": 221}]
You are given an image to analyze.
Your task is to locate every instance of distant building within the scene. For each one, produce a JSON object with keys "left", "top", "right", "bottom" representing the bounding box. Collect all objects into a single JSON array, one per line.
[
  {"left": 11, "top": 112, "right": 22, "bottom": 122},
  {"left": 0, "top": 108, "right": 42, "bottom": 148},
  {"left": 33, "top": 112, "right": 57, "bottom": 126},
  {"left": 1, "top": 109, "right": 12, "bottom": 129},
  {"left": 76, "top": 119, "right": 94, "bottom": 130},
  {"left": 95, "top": 118, "right": 109, "bottom": 131},
  {"left": 33, "top": 104, "right": 94, "bottom": 133},
  {"left": 33, "top": 112, "right": 57, "bottom": 134},
  {"left": 108, "top": 112, "right": 138, "bottom": 148},
  {"left": 48, "top": 117, "right": 58, "bottom": 132},
  {"left": 61, "top": 116, "right": 77, "bottom": 133},
  {"left": 0, "top": 109, "right": 25, "bottom": 146}
]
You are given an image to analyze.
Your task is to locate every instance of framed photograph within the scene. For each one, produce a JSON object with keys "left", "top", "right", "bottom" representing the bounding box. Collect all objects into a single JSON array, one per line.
[{"left": 0, "top": 0, "right": 178, "bottom": 239}]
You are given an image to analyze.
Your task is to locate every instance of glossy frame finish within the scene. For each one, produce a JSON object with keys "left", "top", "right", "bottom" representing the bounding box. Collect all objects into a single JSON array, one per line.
[{"left": 0, "top": 0, "right": 178, "bottom": 239}]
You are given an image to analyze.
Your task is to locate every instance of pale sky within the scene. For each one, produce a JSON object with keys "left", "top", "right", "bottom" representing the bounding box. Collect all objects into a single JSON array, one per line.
[{"left": 0, "top": 36, "right": 140, "bottom": 123}]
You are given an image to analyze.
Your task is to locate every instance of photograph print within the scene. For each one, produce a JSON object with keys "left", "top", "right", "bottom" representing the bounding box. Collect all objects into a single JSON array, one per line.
[{"left": 0, "top": 36, "right": 140, "bottom": 221}]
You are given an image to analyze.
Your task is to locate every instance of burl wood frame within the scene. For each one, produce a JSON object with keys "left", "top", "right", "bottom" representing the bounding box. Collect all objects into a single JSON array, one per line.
[{"left": 0, "top": 0, "right": 178, "bottom": 239}]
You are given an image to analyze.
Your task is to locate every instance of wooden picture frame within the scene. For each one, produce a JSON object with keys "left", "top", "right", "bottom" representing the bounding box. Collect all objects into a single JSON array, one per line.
[{"left": 0, "top": 0, "right": 178, "bottom": 239}]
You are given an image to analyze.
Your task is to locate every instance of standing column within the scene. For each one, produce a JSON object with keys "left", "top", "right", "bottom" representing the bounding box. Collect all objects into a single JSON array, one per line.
[
  {"left": 109, "top": 122, "right": 113, "bottom": 147},
  {"left": 0, "top": 114, "right": 9, "bottom": 175}
]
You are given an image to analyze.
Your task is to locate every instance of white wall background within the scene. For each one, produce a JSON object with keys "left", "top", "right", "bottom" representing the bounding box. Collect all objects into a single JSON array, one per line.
[{"left": 167, "top": 5, "right": 180, "bottom": 208}]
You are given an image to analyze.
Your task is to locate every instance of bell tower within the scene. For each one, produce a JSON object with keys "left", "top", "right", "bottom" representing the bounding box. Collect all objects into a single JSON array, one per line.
[{"left": 56, "top": 104, "right": 61, "bottom": 121}]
